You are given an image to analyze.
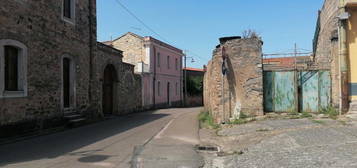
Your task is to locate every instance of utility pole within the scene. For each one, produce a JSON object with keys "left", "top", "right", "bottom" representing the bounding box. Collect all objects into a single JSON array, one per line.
[{"left": 294, "top": 43, "right": 299, "bottom": 113}]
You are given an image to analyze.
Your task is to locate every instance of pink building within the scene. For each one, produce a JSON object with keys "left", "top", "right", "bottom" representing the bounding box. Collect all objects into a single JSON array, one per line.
[{"left": 104, "top": 32, "right": 184, "bottom": 109}]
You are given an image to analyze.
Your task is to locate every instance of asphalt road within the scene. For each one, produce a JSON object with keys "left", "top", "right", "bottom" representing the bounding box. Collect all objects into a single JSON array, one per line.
[{"left": 0, "top": 107, "right": 203, "bottom": 168}]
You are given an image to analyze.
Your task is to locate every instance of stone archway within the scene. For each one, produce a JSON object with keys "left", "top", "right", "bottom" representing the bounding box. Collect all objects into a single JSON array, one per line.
[{"left": 102, "top": 64, "right": 117, "bottom": 115}]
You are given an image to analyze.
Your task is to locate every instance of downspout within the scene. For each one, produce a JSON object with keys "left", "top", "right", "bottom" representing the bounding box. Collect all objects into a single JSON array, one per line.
[
  {"left": 153, "top": 46, "right": 156, "bottom": 109},
  {"left": 339, "top": 0, "right": 349, "bottom": 114}
]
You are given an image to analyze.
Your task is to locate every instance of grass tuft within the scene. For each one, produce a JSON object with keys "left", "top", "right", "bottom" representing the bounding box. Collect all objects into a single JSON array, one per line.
[
  {"left": 320, "top": 106, "right": 339, "bottom": 119},
  {"left": 198, "top": 111, "right": 220, "bottom": 129}
]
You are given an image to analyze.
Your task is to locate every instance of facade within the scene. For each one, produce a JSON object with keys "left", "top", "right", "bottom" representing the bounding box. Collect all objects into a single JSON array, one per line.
[
  {"left": 184, "top": 67, "right": 205, "bottom": 107},
  {"left": 0, "top": 0, "right": 141, "bottom": 137},
  {"left": 313, "top": 0, "right": 357, "bottom": 113},
  {"left": 204, "top": 36, "right": 264, "bottom": 124},
  {"left": 106, "top": 32, "right": 184, "bottom": 109}
]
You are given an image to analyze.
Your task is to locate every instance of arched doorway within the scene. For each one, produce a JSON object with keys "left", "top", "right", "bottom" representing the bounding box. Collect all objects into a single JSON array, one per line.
[{"left": 102, "top": 64, "right": 117, "bottom": 115}]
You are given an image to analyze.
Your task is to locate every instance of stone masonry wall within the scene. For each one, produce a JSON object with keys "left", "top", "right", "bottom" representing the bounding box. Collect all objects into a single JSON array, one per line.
[
  {"left": 314, "top": 0, "right": 340, "bottom": 108},
  {"left": 204, "top": 37, "right": 263, "bottom": 124},
  {"left": 0, "top": 0, "right": 96, "bottom": 127},
  {"left": 112, "top": 33, "right": 145, "bottom": 72},
  {"left": 94, "top": 43, "right": 142, "bottom": 115}
]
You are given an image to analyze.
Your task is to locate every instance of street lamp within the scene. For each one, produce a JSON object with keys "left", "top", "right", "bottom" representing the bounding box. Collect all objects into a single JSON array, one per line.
[{"left": 183, "top": 54, "right": 195, "bottom": 107}]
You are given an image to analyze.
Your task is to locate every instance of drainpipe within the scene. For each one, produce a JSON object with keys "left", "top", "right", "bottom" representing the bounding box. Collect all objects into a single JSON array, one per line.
[
  {"left": 153, "top": 46, "right": 156, "bottom": 109},
  {"left": 339, "top": 0, "right": 349, "bottom": 114}
]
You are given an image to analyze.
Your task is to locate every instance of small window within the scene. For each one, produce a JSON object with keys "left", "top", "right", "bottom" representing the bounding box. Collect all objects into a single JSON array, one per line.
[
  {"left": 167, "top": 56, "right": 170, "bottom": 69},
  {"left": 175, "top": 58, "right": 178, "bottom": 70},
  {"left": 4, "top": 46, "right": 19, "bottom": 91},
  {"left": 158, "top": 81, "right": 161, "bottom": 96},
  {"left": 157, "top": 53, "right": 160, "bottom": 67},
  {"left": 62, "top": 0, "right": 75, "bottom": 23},
  {"left": 176, "top": 82, "right": 178, "bottom": 95}
]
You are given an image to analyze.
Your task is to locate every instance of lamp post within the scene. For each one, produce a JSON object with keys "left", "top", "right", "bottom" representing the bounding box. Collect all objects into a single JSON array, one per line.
[{"left": 183, "top": 52, "right": 195, "bottom": 107}]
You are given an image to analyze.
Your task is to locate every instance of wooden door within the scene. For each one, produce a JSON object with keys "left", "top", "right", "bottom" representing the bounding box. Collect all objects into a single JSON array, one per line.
[{"left": 103, "top": 65, "right": 116, "bottom": 115}]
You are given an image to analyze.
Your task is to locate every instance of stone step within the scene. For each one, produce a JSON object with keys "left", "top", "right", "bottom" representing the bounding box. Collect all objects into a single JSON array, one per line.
[{"left": 63, "top": 109, "right": 87, "bottom": 128}]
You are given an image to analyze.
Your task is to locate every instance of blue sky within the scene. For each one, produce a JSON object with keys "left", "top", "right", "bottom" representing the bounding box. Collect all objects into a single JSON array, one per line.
[{"left": 97, "top": 0, "right": 324, "bottom": 68}]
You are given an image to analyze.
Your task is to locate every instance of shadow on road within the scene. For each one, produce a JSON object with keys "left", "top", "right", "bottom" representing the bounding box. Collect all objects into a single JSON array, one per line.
[{"left": 0, "top": 110, "right": 169, "bottom": 166}]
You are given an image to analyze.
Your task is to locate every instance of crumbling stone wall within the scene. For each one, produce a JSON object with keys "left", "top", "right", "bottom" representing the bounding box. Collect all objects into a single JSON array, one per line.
[
  {"left": 314, "top": 0, "right": 340, "bottom": 108},
  {"left": 204, "top": 37, "right": 264, "bottom": 124}
]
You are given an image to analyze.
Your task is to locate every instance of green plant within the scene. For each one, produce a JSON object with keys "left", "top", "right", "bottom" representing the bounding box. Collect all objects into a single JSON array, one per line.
[
  {"left": 227, "top": 119, "right": 248, "bottom": 125},
  {"left": 239, "top": 112, "right": 249, "bottom": 119},
  {"left": 198, "top": 111, "right": 220, "bottom": 129},
  {"left": 301, "top": 112, "right": 313, "bottom": 118},
  {"left": 311, "top": 119, "right": 325, "bottom": 124},
  {"left": 320, "top": 106, "right": 339, "bottom": 119}
]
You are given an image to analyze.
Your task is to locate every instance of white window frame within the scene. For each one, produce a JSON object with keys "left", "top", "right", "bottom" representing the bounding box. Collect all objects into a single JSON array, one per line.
[
  {"left": 0, "top": 39, "right": 28, "bottom": 98},
  {"left": 62, "top": 0, "right": 76, "bottom": 24}
]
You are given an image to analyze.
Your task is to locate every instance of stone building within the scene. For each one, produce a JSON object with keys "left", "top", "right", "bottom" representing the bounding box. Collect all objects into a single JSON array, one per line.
[
  {"left": 104, "top": 32, "right": 184, "bottom": 109},
  {"left": 0, "top": 0, "right": 141, "bottom": 137},
  {"left": 204, "top": 37, "right": 264, "bottom": 124},
  {"left": 313, "top": 0, "right": 357, "bottom": 113}
]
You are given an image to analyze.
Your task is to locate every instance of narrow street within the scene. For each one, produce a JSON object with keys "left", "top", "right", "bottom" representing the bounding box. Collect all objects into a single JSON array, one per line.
[{"left": 0, "top": 107, "right": 203, "bottom": 168}]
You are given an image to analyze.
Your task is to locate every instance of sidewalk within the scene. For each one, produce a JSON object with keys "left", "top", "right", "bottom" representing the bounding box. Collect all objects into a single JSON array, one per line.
[{"left": 132, "top": 108, "right": 204, "bottom": 168}]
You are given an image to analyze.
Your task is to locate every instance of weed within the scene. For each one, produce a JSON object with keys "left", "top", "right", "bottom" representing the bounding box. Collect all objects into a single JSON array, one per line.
[
  {"left": 256, "top": 128, "right": 270, "bottom": 132},
  {"left": 320, "top": 106, "right": 339, "bottom": 119},
  {"left": 198, "top": 111, "right": 220, "bottom": 129},
  {"left": 227, "top": 119, "right": 248, "bottom": 125},
  {"left": 311, "top": 119, "right": 325, "bottom": 124},
  {"left": 301, "top": 111, "right": 313, "bottom": 118},
  {"left": 239, "top": 112, "right": 249, "bottom": 119}
]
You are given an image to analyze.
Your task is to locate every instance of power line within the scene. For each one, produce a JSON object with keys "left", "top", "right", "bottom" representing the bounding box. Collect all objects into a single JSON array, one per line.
[
  {"left": 114, "top": 0, "right": 206, "bottom": 64},
  {"left": 114, "top": 0, "right": 169, "bottom": 43}
]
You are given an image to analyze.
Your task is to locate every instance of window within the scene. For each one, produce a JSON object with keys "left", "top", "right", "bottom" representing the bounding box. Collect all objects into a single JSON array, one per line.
[
  {"left": 0, "top": 39, "right": 28, "bottom": 98},
  {"left": 167, "top": 56, "right": 170, "bottom": 69},
  {"left": 157, "top": 53, "right": 160, "bottom": 67},
  {"left": 62, "top": 0, "right": 75, "bottom": 23},
  {"left": 5, "top": 46, "right": 19, "bottom": 91},
  {"left": 176, "top": 82, "right": 178, "bottom": 95},
  {"left": 175, "top": 58, "right": 178, "bottom": 70},
  {"left": 158, "top": 81, "right": 161, "bottom": 96}
]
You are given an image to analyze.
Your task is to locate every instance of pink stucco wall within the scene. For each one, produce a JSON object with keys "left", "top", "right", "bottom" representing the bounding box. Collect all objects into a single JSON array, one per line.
[{"left": 145, "top": 37, "right": 183, "bottom": 107}]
